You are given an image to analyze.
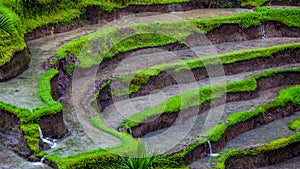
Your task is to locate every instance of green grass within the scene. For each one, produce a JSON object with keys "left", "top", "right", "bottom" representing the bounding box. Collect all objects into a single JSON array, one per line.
[
  {"left": 240, "top": 0, "right": 269, "bottom": 7},
  {"left": 289, "top": 118, "right": 300, "bottom": 131},
  {"left": 119, "top": 68, "right": 300, "bottom": 131},
  {"left": 21, "top": 124, "right": 40, "bottom": 154},
  {"left": 55, "top": 7, "right": 300, "bottom": 69},
  {"left": 0, "top": 4, "right": 26, "bottom": 67}
]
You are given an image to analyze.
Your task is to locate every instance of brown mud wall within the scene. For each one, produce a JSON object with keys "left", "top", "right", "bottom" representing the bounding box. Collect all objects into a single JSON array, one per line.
[
  {"left": 225, "top": 140, "right": 300, "bottom": 169},
  {"left": 0, "top": 47, "right": 31, "bottom": 82},
  {"left": 206, "top": 21, "right": 300, "bottom": 44},
  {"left": 38, "top": 111, "right": 68, "bottom": 139},
  {"left": 128, "top": 72, "right": 300, "bottom": 138},
  {"left": 0, "top": 109, "right": 32, "bottom": 158},
  {"left": 264, "top": 0, "right": 300, "bottom": 6},
  {"left": 38, "top": 73, "right": 68, "bottom": 139}
]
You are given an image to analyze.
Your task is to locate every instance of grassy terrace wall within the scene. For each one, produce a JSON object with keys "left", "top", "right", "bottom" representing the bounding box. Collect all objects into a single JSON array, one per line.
[
  {"left": 93, "top": 43, "right": 300, "bottom": 112},
  {"left": 118, "top": 68, "right": 300, "bottom": 136},
  {"left": 54, "top": 8, "right": 300, "bottom": 69},
  {"left": 164, "top": 84, "right": 300, "bottom": 166},
  {"left": 0, "top": 69, "right": 67, "bottom": 157},
  {"left": 211, "top": 133, "right": 300, "bottom": 168},
  {"left": 67, "top": 68, "right": 300, "bottom": 169}
]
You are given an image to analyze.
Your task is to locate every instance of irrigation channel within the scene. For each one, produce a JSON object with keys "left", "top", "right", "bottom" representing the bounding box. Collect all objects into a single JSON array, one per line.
[{"left": 1, "top": 7, "right": 300, "bottom": 169}]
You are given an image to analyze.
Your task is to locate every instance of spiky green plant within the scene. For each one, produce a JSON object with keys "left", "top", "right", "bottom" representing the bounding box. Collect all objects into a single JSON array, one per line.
[
  {"left": 119, "top": 139, "right": 156, "bottom": 169},
  {"left": 0, "top": 14, "right": 15, "bottom": 35}
]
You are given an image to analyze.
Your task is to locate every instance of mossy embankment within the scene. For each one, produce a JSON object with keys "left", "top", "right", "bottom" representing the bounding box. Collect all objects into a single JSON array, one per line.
[
  {"left": 211, "top": 115, "right": 300, "bottom": 168},
  {"left": 165, "top": 83, "right": 300, "bottom": 167},
  {"left": 118, "top": 68, "right": 300, "bottom": 136},
  {"left": 0, "top": 69, "right": 67, "bottom": 158},
  {"left": 47, "top": 68, "right": 300, "bottom": 169},
  {"left": 94, "top": 43, "right": 300, "bottom": 113},
  {"left": 55, "top": 8, "right": 300, "bottom": 69},
  {"left": 0, "top": 0, "right": 190, "bottom": 80}
]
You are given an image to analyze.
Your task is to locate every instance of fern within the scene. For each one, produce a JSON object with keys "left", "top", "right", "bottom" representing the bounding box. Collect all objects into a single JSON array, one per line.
[{"left": 0, "top": 14, "right": 15, "bottom": 35}]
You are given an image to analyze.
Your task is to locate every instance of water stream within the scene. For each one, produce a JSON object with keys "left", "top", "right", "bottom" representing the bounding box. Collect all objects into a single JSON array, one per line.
[
  {"left": 261, "top": 22, "right": 267, "bottom": 39},
  {"left": 39, "top": 127, "right": 57, "bottom": 149}
]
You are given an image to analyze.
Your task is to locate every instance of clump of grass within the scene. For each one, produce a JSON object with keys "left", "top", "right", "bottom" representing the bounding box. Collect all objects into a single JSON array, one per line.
[
  {"left": 289, "top": 118, "right": 300, "bottom": 131},
  {"left": 118, "top": 139, "right": 156, "bottom": 169}
]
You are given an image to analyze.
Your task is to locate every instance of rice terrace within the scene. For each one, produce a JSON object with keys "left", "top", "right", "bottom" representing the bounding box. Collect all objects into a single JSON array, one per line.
[{"left": 1, "top": 0, "right": 300, "bottom": 168}]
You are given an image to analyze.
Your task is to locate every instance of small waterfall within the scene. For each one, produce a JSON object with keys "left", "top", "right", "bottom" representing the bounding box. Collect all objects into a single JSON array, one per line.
[
  {"left": 170, "top": 3, "right": 176, "bottom": 13},
  {"left": 39, "top": 127, "right": 57, "bottom": 148},
  {"left": 260, "top": 22, "right": 267, "bottom": 39},
  {"left": 128, "top": 128, "right": 132, "bottom": 135},
  {"left": 32, "top": 157, "right": 45, "bottom": 166},
  {"left": 207, "top": 140, "right": 219, "bottom": 158}
]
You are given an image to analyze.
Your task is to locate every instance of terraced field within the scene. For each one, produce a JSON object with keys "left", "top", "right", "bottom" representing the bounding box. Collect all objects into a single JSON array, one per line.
[{"left": 1, "top": 2, "right": 300, "bottom": 169}]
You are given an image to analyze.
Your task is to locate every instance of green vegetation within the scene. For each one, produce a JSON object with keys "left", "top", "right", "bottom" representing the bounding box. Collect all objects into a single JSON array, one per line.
[
  {"left": 289, "top": 118, "right": 300, "bottom": 131},
  {"left": 211, "top": 132, "right": 300, "bottom": 169},
  {"left": 0, "top": 4, "right": 26, "bottom": 67},
  {"left": 119, "top": 68, "right": 300, "bottom": 131},
  {"left": 21, "top": 124, "right": 40, "bottom": 154},
  {"left": 118, "top": 139, "right": 156, "bottom": 169},
  {"left": 240, "top": 0, "right": 269, "bottom": 7},
  {"left": 0, "top": 14, "right": 15, "bottom": 35}
]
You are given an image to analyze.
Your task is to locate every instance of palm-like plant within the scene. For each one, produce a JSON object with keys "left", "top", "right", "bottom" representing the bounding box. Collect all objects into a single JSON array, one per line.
[
  {"left": 119, "top": 139, "right": 156, "bottom": 169},
  {"left": 0, "top": 14, "right": 15, "bottom": 35}
]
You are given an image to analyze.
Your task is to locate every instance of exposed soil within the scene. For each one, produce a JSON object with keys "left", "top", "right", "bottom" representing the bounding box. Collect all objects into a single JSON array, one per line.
[
  {"left": 0, "top": 47, "right": 31, "bottom": 82},
  {"left": 39, "top": 111, "right": 68, "bottom": 139},
  {"left": 264, "top": 0, "right": 300, "bottom": 6},
  {"left": 0, "top": 109, "right": 31, "bottom": 158}
]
